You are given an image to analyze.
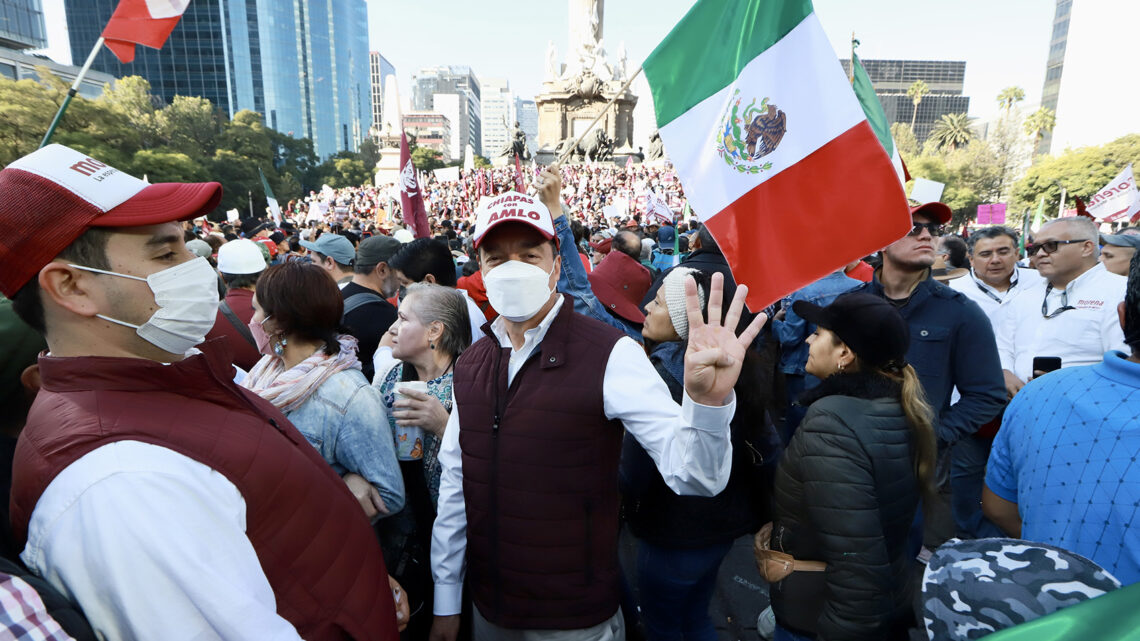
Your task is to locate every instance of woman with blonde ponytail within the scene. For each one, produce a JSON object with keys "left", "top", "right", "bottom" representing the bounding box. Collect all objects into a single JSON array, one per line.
[{"left": 758, "top": 293, "right": 935, "bottom": 641}]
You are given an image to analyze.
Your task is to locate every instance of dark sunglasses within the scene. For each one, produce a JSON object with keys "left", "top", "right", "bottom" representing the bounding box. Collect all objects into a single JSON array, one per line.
[
  {"left": 1025, "top": 239, "right": 1087, "bottom": 256},
  {"left": 907, "top": 222, "right": 944, "bottom": 237}
]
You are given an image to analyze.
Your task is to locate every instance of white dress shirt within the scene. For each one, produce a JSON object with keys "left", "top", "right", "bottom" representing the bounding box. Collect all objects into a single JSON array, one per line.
[
  {"left": 24, "top": 442, "right": 304, "bottom": 641},
  {"left": 950, "top": 266, "right": 1043, "bottom": 326},
  {"left": 430, "top": 296, "right": 736, "bottom": 616},
  {"left": 997, "top": 263, "right": 1128, "bottom": 381}
]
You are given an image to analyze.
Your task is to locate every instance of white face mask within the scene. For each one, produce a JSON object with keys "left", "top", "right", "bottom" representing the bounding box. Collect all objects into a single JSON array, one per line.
[
  {"left": 70, "top": 256, "right": 221, "bottom": 356},
  {"left": 484, "top": 260, "right": 556, "bottom": 322}
]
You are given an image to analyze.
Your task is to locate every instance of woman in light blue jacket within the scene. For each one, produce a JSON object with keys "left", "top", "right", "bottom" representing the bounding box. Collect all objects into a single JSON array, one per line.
[{"left": 242, "top": 261, "right": 404, "bottom": 521}]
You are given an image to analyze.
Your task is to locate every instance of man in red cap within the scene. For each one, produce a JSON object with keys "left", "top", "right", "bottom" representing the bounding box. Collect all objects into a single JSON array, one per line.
[
  {"left": 0, "top": 145, "right": 401, "bottom": 640},
  {"left": 852, "top": 201, "right": 1005, "bottom": 543},
  {"left": 428, "top": 167, "right": 766, "bottom": 641}
]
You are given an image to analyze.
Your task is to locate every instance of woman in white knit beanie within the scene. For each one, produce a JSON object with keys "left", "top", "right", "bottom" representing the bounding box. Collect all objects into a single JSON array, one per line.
[{"left": 621, "top": 266, "right": 780, "bottom": 640}]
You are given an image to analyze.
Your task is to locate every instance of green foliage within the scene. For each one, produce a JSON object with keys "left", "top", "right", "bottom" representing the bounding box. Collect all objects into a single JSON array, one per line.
[
  {"left": 997, "top": 86, "right": 1026, "bottom": 113},
  {"left": 1023, "top": 107, "right": 1057, "bottom": 146},
  {"left": 0, "top": 70, "right": 381, "bottom": 219},
  {"left": 906, "top": 79, "right": 930, "bottom": 128},
  {"left": 889, "top": 123, "right": 920, "bottom": 158},
  {"left": 358, "top": 138, "right": 381, "bottom": 169},
  {"left": 928, "top": 113, "right": 975, "bottom": 151},
  {"left": 411, "top": 146, "right": 446, "bottom": 172},
  {"left": 473, "top": 154, "right": 493, "bottom": 169},
  {"left": 1011, "top": 134, "right": 1140, "bottom": 216}
]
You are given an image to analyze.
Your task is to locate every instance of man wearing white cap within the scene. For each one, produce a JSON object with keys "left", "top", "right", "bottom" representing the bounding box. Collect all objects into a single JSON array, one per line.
[
  {"left": 0, "top": 145, "right": 401, "bottom": 640},
  {"left": 428, "top": 176, "right": 766, "bottom": 641},
  {"left": 204, "top": 238, "right": 269, "bottom": 371}
]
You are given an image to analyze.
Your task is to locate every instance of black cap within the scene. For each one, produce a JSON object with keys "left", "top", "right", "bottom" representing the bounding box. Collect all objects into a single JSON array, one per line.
[
  {"left": 793, "top": 292, "right": 910, "bottom": 370},
  {"left": 356, "top": 234, "right": 402, "bottom": 270}
]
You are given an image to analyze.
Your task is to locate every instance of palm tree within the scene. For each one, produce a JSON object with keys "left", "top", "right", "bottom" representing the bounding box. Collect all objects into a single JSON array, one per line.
[
  {"left": 928, "top": 113, "right": 975, "bottom": 151},
  {"left": 1023, "top": 107, "right": 1056, "bottom": 146},
  {"left": 907, "top": 79, "right": 930, "bottom": 129},
  {"left": 996, "top": 86, "right": 1026, "bottom": 114}
]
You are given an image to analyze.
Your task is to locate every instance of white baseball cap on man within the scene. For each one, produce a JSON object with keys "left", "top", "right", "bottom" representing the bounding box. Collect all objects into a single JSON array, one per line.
[
  {"left": 472, "top": 191, "right": 556, "bottom": 249},
  {"left": 216, "top": 239, "right": 267, "bottom": 275}
]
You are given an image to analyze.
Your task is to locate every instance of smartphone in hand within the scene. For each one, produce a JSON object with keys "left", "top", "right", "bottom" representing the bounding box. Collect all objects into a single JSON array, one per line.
[{"left": 1032, "top": 356, "right": 1062, "bottom": 376}]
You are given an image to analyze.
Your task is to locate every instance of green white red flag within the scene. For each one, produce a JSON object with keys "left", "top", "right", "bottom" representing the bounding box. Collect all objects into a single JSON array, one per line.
[
  {"left": 851, "top": 50, "right": 909, "bottom": 184},
  {"left": 643, "top": 0, "right": 911, "bottom": 310},
  {"left": 101, "top": 0, "right": 191, "bottom": 63}
]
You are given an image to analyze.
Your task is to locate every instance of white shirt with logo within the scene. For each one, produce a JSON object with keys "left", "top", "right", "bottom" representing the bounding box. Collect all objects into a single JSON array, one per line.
[{"left": 997, "top": 263, "right": 1128, "bottom": 382}]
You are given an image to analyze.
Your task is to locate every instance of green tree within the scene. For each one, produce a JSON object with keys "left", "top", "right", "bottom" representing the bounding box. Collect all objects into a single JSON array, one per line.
[
  {"left": 271, "top": 132, "right": 319, "bottom": 193},
  {"left": 218, "top": 110, "right": 274, "bottom": 165},
  {"left": 1023, "top": 107, "right": 1056, "bottom": 150},
  {"left": 1011, "top": 133, "right": 1140, "bottom": 215},
  {"left": 0, "top": 77, "right": 55, "bottom": 164},
  {"left": 158, "top": 96, "right": 220, "bottom": 154},
  {"left": 928, "top": 113, "right": 975, "bottom": 151},
  {"left": 129, "top": 149, "right": 208, "bottom": 183},
  {"left": 99, "top": 75, "right": 163, "bottom": 148},
  {"left": 473, "top": 154, "right": 493, "bottom": 169},
  {"left": 996, "top": 86, "right": 1026, "bottom": 114},
  {"left": 889, "top": 122, "right": 920, "bottom": 159},
  {"left": 358, "top": 138, "right": 381, "bottom": 169},
  {"left": 411, "top": 146, "right": 446, "bottom": 172},
  {"left": 907, "top": 79, "right": 930, "bottom": 130},
  {"left": 209, "top": 149, "right": 262, "bottom": 215}
]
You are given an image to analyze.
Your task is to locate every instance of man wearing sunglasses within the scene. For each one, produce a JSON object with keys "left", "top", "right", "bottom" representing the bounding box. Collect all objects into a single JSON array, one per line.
[
  {"left": 854, "top": 201, "right": 1006, "bottom": 542},
  {"left": 996, "top": 217, "right": 1127, "bottom": 398}
]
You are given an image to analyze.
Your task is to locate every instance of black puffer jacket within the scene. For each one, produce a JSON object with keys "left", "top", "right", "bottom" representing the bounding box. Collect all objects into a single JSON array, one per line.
[{"left": 769, "top": 372, "right": 919, "bottom": 641}]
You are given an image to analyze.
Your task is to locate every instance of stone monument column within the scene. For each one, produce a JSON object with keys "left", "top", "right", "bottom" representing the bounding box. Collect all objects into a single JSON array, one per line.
[{"left": 568, "top": 0, "right": 603, "bottom": 55}]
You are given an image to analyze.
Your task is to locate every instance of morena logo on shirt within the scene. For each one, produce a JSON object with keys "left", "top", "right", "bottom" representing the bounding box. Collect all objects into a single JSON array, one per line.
[{"left": 1077, "top": 299, "right": 1105, "bottom": 309}]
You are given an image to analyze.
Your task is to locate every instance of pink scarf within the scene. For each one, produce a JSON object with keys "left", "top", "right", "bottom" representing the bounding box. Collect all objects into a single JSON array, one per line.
[{"left": 244, "top": 335, "right": 361, "bottom": 413}]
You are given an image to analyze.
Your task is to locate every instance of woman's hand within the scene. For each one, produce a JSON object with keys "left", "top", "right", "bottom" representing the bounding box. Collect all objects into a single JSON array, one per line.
[
  {"left": 343, "top": 472, "right": 388, "bottom": 520},
  {"left": 683, "top": 272, "right": 766, "bottom": 406},
  {"left": 390, "top": 575, "right": 410, "bottom": 632},
  {"left": 393, "top": 390, "right": 449, "bottom": 436}
]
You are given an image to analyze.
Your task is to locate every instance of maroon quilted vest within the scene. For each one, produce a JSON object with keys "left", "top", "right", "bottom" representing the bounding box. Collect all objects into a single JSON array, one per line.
[
  {"left": 453, "top": 297, "right": 625, "bottom": 629},
  {"left": 10, "top": 341, "right": 398, "bottom": 641}
]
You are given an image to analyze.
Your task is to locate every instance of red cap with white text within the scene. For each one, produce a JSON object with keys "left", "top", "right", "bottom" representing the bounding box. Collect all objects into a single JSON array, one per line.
[
  {"left": 0, "top": 144, "right": 222, "bottom": 297},
  {"left": 472, "top": 191, "right": 556, "bottom": 249}
]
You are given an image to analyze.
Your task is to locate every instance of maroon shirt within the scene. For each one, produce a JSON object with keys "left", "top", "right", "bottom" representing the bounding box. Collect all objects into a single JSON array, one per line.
[{"left": 205, "top": 288, "right": 261, "bottom": 371}]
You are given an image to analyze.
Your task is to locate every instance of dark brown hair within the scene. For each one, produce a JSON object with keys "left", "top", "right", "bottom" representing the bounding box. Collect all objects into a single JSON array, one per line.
[{"left": 256, "top": 261, "right": 344, "bottom": 355}]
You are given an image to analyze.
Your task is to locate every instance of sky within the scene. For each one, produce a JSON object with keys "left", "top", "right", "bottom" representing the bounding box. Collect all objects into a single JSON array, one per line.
[{"left": 38, "top": 0, "right": 1058, "bottom": 149}]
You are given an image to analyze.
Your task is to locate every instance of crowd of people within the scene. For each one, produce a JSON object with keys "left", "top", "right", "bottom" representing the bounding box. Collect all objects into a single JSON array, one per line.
[{"left": 0, "top": 142, "right": 1137, "bottom": 641}]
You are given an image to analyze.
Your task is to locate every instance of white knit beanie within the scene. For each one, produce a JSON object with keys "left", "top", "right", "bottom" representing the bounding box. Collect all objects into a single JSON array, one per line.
[{"left": 663, "top": 267, "right": 705, "bottom": 340}]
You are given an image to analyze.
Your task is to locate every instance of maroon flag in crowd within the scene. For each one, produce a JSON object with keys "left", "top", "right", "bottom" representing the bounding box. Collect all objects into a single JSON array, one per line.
[
  {"left": 514, "top": 154, "right": 525, "bottom": 192},
  {"left": 399, "top": 132, "right": 430, "bottom": 238}
]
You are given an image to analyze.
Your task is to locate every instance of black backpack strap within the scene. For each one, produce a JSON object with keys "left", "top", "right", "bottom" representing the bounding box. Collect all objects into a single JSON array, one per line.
[
  {"left": 342, "top": 291, "right": 386, "bottom": 319},
  {"left": 220, "top": 300, "right": 257, "bottom": 348}
]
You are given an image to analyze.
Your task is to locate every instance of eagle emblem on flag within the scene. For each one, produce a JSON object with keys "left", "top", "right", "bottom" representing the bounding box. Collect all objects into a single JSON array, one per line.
[{"left": 716, "top": 89, "right": 787, "bottom": 174}]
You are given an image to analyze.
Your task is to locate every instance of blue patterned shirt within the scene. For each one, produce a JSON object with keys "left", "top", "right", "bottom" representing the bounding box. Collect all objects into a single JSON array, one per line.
[{"left": 987, "top": 351, "right": 1140, "bottom": 583}]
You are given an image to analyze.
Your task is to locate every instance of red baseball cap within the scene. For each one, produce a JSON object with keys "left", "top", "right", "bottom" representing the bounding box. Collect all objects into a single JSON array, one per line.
[
  {"left": 0, "top": 144, "right": 222, "bottom": 297},
  {"left": 588, "top": 251, "right": 652, "bottom": 324},
  {"left": 910, "top": 202, "right": 953, "bottom": 225},
  {"left": 472, "top": 191, "right": 555, "bottom": 249}
]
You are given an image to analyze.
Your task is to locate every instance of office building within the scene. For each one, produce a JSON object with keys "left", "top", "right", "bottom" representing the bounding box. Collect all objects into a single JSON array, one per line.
[
  {"left": 369, "top": 51, "right": 395, "bottom": 141},
  {"left": 63, "top": 0, "right": 371, "bottom": 159},
  {"left": 412, "top": 65, "right": 481, "bottom": 159},
  {"left": 839, "top": 58, "right": 970, "bottom": 144},
  {"left": 1, "top": 0, "right": 46, "bottom": 49},
  {"left": 1040, "top": 0, "right": 1139, "bottom": 155},
  {"left": 480, "top": 77, "right": 513, "bottom": 160},
  {"left": 403, "top": 112, "right": 451, "bottom": 160},
  {"left": 516, "top": 98, "right": 538, "bottom": 157}
]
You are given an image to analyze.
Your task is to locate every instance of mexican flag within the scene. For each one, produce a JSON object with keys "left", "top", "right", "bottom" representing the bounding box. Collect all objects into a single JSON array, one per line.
[
  {"left": 101, "top": 0, "right": 191, "bottom": 64},
  {"left": 643, "top": 0, "right": 911, "bottom": 311},
  {"left": 851, "top": 51, "right": 908, "bottom": 185},
  {"left": 258, "top": 167, "right": 281, "bottom": 225}
]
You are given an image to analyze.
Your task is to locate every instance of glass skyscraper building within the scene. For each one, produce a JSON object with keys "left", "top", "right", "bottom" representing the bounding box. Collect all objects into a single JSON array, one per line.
[
  {"left": 839, "top": 59, "right": 971, "bottom": 144},
  {"left": 0, "top": 0, "right": 47, "bottom": 49},
  {"left": 64, "top": 0, "right": 370, "bottom": 159}
]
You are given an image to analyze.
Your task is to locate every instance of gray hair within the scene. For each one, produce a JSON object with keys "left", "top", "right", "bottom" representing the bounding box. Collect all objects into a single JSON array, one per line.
[
  {"left": 402, "top": 283, "right": 472, "bottom": 357},
  {"left": 966, "top": 226, "right": 1019, "bottom": 254},
  {"left": 1040, "top": 217, "right": 1100, "bottom": 256}
]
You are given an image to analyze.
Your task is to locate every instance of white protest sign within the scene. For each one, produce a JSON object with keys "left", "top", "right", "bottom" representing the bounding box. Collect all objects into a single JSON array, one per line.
[
  {"left": 1088, "top": 164, "right": 1140, "bottom": 222},
  {"left": 909, "top": 178, "right": 945, "bottom": 204}
]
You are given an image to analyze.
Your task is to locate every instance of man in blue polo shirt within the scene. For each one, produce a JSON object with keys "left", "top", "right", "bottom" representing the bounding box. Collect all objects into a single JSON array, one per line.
[{"left": 984, "top": 253, "right": 1140, "bottom": 583}]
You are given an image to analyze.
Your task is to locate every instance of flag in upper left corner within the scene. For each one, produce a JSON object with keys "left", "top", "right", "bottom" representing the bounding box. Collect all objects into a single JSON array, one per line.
[{"left": 101, "top": 0, "right": 191, "bottom": 64}]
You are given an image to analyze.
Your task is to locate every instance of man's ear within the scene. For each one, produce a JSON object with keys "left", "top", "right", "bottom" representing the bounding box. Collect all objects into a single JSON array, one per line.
[
  {"left": 1119, "top": 301, "right": 1126, "bottom": 333},
  {"left": 424, "top": 273, "right": 437, "bottom": 285},
  {"left": 20, "top": 364, "right": 41, "bottom": 395},
  {"left": 38, "top": 263, "right": 102, "bottom": 319}
]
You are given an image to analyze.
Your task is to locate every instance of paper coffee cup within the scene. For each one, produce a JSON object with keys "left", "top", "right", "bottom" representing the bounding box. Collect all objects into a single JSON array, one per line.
[{"left": 393, "top": 381, "right": 430, "bottom": 460}]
